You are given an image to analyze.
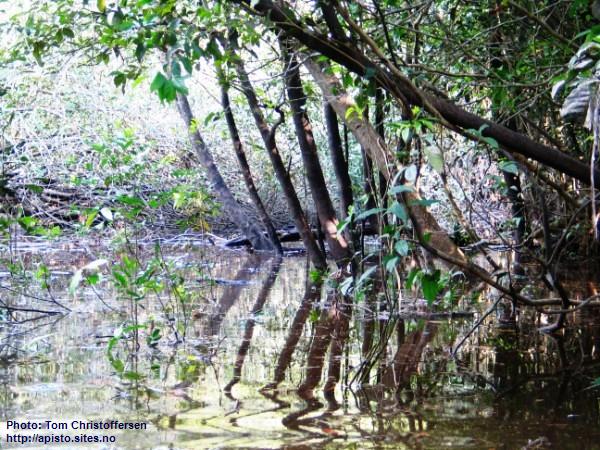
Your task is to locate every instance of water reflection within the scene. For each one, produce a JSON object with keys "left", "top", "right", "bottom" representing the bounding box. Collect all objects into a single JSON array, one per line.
[
  {"left": 225, "top": 255, "right": 283, "bottom": 395},
  {"left": 0, "top": 239, "right": 598, "bottom": 449}
]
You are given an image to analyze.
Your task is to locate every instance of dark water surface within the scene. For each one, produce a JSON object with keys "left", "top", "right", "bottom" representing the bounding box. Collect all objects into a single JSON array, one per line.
[{"left": 1, "top": 238, "right": 599, "bottom": 449}]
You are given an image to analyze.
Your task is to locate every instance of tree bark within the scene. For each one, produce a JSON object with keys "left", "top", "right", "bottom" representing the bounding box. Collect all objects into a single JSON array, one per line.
[
  {"left": 324, "top": 103, "right": 354, "bottom": 219},
  {"left": 220, "top": 80, "right": 283, "bottom": 254},
  {"left": 281, "top": 42, "right": 352, "bottom": 265},
  {"left": 232, "top": 53, "right": 327, "bottom": 269},
  {"left": 175, "top": 93, "right": 276, "bottom": 251},
  {"left": 297, "top": 294, "right": 336, "bottom": 400},
  {"left": 375, "top": 88, "right": 389, "bottom": 207}
]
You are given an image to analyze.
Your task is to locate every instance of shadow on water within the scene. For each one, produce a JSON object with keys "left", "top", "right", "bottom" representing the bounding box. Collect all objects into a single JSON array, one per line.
[{"left": 0, "top": 239, "right": 599, "bottom": 449}]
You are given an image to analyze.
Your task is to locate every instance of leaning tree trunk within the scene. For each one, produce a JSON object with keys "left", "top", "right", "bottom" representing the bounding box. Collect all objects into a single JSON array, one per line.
[
  {"left": 232, "top": 51, "right": 327, "bottom": 269},
  {"left": 220, "top": 80, "right": 283, "bottom": 254},
  {"left": 488, "top": 5, "right": 527, "bottom": 275},
  {"left": 175, "top": 93, "right": 276, "bottom": 251},
  {"left": 324, "top": 103, "right": 354, "bottom": 220},
  {"left": 305, "top": 58, "right": 466, "bottom": 264},
  {"left": 375, "top": 88, "right": 389, "bottom": 210},
  {"left": 281, "top": 41, "right": 352, "bottom": 266}
]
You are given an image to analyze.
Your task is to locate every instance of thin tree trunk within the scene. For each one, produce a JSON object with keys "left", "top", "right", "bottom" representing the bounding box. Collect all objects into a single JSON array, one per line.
[
  {"left": 382, "top": 321, "right": 438, "bottom": 387},
  {"left": 175, "top": 93, "right": 276, "bottom": 251},
  {"left": 220, "top": 80, "right": 283, "bottom": 254},
  {"left": 488, "top": 5, "right": 527, "bottom": 274},
  {"left": 281, "top": 42, "right": 352, "bottom": 265},
  {"left": 305, "top": 59, "right": 466, "bottom": 263},
  {"left": 362, "top": 146, "right": 379, "bottom": 230},
  {"left": 324, "top": 103, "right": 354, "bottom": 219},
  {"left": 233, "top": 53, "right": 327, "bottom": 269},
  {"left": 202, "top": 254, "right": 258, "bottom": 336},
  {"left": 503, "top": 168, "right": 526, "bottom": 272},
  {"left": 375, "top": 88, "right": 389, "bottom": 210}
]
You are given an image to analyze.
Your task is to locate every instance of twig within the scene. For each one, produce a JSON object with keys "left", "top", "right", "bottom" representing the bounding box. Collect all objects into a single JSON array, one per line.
[{"left": 452, "top": 296, "right": 502, "bottom": 357}]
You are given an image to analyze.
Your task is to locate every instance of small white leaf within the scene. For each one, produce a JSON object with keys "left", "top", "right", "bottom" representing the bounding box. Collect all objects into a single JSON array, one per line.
[
  {"left": 404, "top": 164, "right": 417, "bottom": 182},
  {"left": 551, "top": 79, "right": 566, "bottom": 100},
  {"left": 100, "top": 207, "right": 113, "bottom": 221},
  {"left": 82, "top": 259, "right": 109, "bottom": 272}
]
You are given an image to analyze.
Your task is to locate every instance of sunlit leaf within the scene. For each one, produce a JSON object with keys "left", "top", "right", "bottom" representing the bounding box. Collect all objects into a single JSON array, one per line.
[
  {"left": 111, "top": 359, "right": 124, "bottom": 373},
  {"left": 99, "top": 207, "right": 113, "bottom": 221},
  {"left": 425, "top": 147, "right": 444, "bottom": 173},
  {"left": 404, "top": 164, "right": 417, "bottom": 182}
]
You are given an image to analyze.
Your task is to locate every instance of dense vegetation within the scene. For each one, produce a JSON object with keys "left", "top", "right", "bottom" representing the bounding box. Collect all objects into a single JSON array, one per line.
[
  {"left": 2, "top": 0, "right": 600, "bottom": 426},
  {"left": 4, "top": 0, "right": 599, "bottom": 299}
]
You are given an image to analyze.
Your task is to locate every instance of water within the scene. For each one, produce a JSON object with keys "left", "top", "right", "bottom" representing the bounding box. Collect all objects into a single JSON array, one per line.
[{"left": 0, "top": 237, "right": 599, "bottom": 449}]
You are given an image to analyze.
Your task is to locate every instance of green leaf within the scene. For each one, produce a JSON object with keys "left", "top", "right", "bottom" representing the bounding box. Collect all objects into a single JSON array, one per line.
[
  {"left": 309, "top": 269, "right": 325, "bottom": 283},
  {"left": 389, "top": 184, "right": 414, "bottom": 195},
  {"left": 171, "top": 76, "right": 188, "bottom": 95},
  {"left": 388, "top": 201, "right": 408, "bottom": 223},
  {"left": 122, "top": 324, "right": 146, "bottom": 333},
  {"left": 421, "top": 271, "right": 441, "bottom": 304},
  {"left": 84, "top": 210, "right": 98, "bottom": 228},
  {"left": 384, "top": 255, "right": 400, "bottom": 272},
  {"left": 150, "top": 72, "right": 172, "bottom": 101},
  {"left": 482, "top": 135, "right": 499, "bottom": 149},
  {"left": 113, "top": 72, "right": 126, "bottom": 88},
  {"left": 405, "top": 268, "right": 420, "bottom": 290},
  {"left": 171, "top": 60, "right": 181, "bottom": 78},
  {"left": 123, "top": 371, "right": 143, "bottom": 381},
  {"left": 135, "top": 43, "right": 146, "bottom": 62},
  {"left": 394, "top": 240, "right": 409, "bottom": 256},
  {"left": 107, "top": 335, "right": 119, "bottom": 353},
  {"left": 356, "top": 207, "right": 384, "bottom": 221},
  {"left": 499, "top": 160, "right": 519, "bottom": 175},
  {"left": 355, "top": 266, "right": 377, "bottom": 289},
  {"left": 111, "top": 358, "right": 124, "bottom": 373},
  {"left": 309, "top": 309, "right": 320, "bottom": 323},
  {"left": 180, "top": 56, "right": 193, "bottom": 74},
  {"left": 112, "top": 270, "right": 128, "bottom": 288},
  {"left": 425, "top": 147, "right": 444, "bottom": 173},
  {"left": 25, "top": 184, "right": 44, "bottom": 194},
  {"left": 116, "top": 195, "right": 145, "bottom": 207},
  {"left": 339, "top": 276, "right": 353, "bottom": 296},
  {"left": 401, "top": 127, "right": 411, "bottom": 143},
  {"left": 86, "top": 273, "right": 100, "bottom": 285},
  {"left": 18, "top": 216, "right": 37, "bottom": 231},
  {"left": 97, "top": 0, "right": 106, "bottom": 12}
]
